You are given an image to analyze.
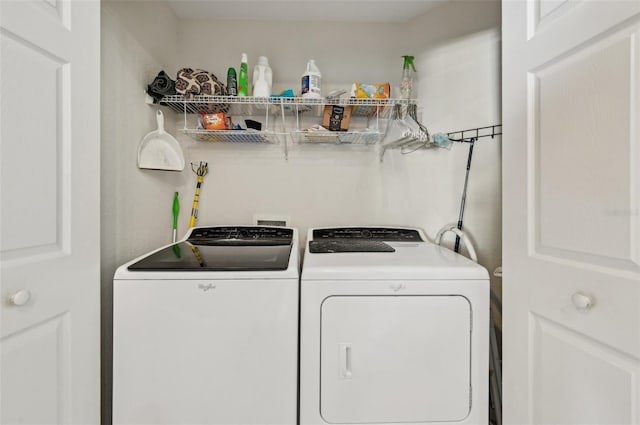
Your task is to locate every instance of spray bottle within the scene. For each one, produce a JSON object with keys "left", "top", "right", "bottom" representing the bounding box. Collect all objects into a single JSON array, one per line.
[
  {"left": 227, "top": 67, "right": 237, "bottom": 96},
  {"left": 400, "top": 55, "right": 416, "bottom": 99},
  {"left": 238, "top": 53, "right": 249, "bottom": 96}
]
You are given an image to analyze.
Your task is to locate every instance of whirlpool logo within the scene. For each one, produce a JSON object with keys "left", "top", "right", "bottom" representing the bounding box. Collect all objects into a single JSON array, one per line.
[
  {"left": 389, "top": 283, "right": 406, "bottom": 292},
  {"left": 197, "top": 283, "right": 216, "bottom": 292}
]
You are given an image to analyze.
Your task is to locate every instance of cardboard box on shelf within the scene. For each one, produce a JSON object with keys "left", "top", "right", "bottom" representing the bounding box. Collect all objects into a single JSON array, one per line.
[
  {"left": 201, "top": 112, "right": 227, "bottom": 130},
  {"left": 322, "top": 105, "right": 352, "bottom": 131}
]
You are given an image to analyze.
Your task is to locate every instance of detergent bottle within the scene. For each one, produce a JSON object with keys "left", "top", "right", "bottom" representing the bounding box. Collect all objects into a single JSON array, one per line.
[
  {"left": 252, "top": 56, "right": 273, "bottom": 98},
  {"left": 238, "top": 53, "right": 249, "bottom": 96},
  {"left": 301, "top": 59, "right": 321, "bottom": 99},
  {"left": 227, "top": 67, "right": 237, "bottom": 96},
  {"left": 400, "top": 55, "right": 416, "bottom": 99}
]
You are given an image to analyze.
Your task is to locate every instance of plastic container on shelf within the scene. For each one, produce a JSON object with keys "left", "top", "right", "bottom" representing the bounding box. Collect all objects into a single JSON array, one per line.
[
  {"left": 301, "top": 59, "right": 321, "bottom": 99},
  {"left": 252, "top": 56, "right": 273, "bottom": 98},
  {"left": 227, "top": 67, "right": 237, "bottom": 96},
  {"left": 399, "top": 55, "right": 416, "bottom": 99},
  {"left": 238, "top": 53, "right": 249, "bottom": 96}
]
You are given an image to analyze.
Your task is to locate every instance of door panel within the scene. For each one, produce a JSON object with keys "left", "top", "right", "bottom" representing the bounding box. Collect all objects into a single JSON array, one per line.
[
  {"left": 503, "top": 1, "right": 640, "bottom": 423},
  {"left": 531, "top": 314, "right": 637, "bottom": 425},
  {"left": 1, "top": 314, "right": 71, "bottom": 424},
  {"left": 1, "top": 30, "right": 66, "bottom": 256},
  {"left": 528, "top": 0, "right": 578, "bottom": 40},
  {"left": 532, "top": 27, "right": 638, "bottom": 266},
  {"left": 0, "top": 1, "right": 100, "bottom": 423}
]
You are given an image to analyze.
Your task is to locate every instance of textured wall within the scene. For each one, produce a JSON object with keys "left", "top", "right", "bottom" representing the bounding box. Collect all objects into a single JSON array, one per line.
[{"left": 101, "top": 2, "right": 180, "bottom": 423}]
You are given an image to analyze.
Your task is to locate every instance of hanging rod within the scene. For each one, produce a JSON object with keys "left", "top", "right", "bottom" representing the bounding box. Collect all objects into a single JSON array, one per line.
[
  {"left": 447, "top": 124, "right": 502, "bottom": 143},
  {"left": 379, "top": 123, "right": 502, "bottom": 161}
]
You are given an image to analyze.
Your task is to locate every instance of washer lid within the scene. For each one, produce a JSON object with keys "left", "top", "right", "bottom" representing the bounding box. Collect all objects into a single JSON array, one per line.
[{"left": 128, "top": 226, "right": 294, "bottom": 272}]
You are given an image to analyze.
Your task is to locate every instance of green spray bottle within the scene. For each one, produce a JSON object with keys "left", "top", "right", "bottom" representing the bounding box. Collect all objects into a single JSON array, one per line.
[
  {"left": 400, "top": 55, "right": 416, "bottom": 99},
  {"left": 238, "top": 53, "right": 248, "bottom": 96}
]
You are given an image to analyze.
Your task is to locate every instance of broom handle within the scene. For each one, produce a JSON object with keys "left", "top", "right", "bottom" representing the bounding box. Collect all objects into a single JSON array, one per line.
[
  {"left": 455, "top": 140, "right": 475, "bottom": 253},
  {"left": 189, "top": 176, "right": 203, "bottom": 228}
]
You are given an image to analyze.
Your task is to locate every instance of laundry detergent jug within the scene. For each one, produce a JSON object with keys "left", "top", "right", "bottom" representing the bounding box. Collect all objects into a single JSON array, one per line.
[
  {"left": 252, "top": 56, "right": 272, "bottom": 98},
  {"left": 301, "top": 59, "right": 321, "bottom": 99}
]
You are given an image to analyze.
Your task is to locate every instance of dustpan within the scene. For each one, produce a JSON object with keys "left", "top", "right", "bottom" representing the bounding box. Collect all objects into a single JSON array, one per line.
[{"left": 137, "top": 110, "right": 185, "bottom": 171}]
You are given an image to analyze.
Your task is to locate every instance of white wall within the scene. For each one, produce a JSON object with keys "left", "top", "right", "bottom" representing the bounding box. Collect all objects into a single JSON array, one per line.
[
  {"left": 101, "top": 1, "right": 501, "bottom": 421},
  {"left": 382, "top": 0, "right": 503, "bottom": 313},
  {"left": 175, "top": 20, "right": 401, "bottom": 96},
  {"left": 100, "top": 1, "right": 180, "bottom": 422}
]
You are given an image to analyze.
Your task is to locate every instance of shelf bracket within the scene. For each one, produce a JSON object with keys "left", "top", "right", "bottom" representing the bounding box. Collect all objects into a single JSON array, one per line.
[{"left": 447, "top": 124, "right": 502, "bottom": 144}]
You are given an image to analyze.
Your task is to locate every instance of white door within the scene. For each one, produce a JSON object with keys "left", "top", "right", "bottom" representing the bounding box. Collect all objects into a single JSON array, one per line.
[
  {"left": 0, "top": 0, "right": 100, "bottom": 423},
  {"left": 503, "top": 1, "right": 640, "bottom": 424}
]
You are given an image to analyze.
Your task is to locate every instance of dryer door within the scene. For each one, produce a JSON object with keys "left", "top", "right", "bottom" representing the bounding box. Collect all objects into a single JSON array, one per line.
[{"left": 320, "top": 295, "right": 472, "bottom": 424}]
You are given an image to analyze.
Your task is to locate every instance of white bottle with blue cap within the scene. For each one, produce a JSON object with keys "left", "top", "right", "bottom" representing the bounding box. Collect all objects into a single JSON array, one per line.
[{"left": 301, "top": 59, "right": 321, "bottom": 99}]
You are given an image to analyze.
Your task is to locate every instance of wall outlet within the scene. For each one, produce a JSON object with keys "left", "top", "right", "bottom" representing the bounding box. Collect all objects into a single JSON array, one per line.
[{"left": 253, "top": 214, "right": 290, "bottom": 227}]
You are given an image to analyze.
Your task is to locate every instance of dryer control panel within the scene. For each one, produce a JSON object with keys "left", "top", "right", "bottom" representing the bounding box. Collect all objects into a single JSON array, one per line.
[
  {"left": 189, "top": 226, "right": 293, "bottom": 242},
  {"left": 312, "top": 227, "right": 423, "bottom": 242}
]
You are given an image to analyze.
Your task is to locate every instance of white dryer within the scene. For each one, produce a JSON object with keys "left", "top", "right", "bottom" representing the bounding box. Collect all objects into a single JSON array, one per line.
[
  {"left": 300, "top": 227, "right": 489, "bottom": 425},
  {"left": 112, "top": 226, "right": 299, "bottom": 425}
]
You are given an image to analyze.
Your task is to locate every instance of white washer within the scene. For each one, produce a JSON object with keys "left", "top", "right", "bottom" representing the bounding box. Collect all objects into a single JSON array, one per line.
[
  {"left": 300, "top": 227, "right": 489, "bottom": 425},
  {"left": 112, "top": 226, "right": 299, "bottom": 425}
]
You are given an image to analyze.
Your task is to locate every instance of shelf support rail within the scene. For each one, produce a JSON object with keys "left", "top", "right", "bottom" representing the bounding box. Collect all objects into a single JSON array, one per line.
[
  {"left": 183, "top": 100, "right": 188, "bottom": 130},
  {"left": 279, "top": 97, "right": 288, "bottom": 160},
  {"left": 447, "top": 124, "right": 502, "bottom": 143}
]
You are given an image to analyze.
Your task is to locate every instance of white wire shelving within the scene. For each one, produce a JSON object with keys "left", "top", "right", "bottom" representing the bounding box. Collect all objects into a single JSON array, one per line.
[
  {"left": 153, "top": 95, "right": 418, "bottom": 158},
  {"left": 158, "top": 94, "right": 413, "bottom": 117},
  {"left": 291, "top": 130, "right": 383, "bottom": 145},
  {"left": 182, "top": 129, "right": 280, "bottom": 144}
]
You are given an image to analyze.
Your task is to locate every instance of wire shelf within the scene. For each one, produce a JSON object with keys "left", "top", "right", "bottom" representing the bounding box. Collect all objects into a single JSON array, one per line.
[
  {"left": 182, "top": 129, "right": 281, "bottom": 144},
  {"left": 151, "top": 95, "right": 420, "bottom": 157},
  {"left": 292, "top": 130, "right": 383, "bottom": 145},
  {"left": 158, "top": 95, "right": 414, "bottom": 118},
  {"left": 161, "top": 95, "right": 277, "bottom": 115}
]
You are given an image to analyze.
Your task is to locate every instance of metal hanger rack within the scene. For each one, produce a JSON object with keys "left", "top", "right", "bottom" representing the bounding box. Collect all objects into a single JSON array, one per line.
[
  {"left": 379, "top": 120, "right": 502, "bottom": 160},
  {"left": 447, "top": 124, "right": 502, "bottom": 143}
]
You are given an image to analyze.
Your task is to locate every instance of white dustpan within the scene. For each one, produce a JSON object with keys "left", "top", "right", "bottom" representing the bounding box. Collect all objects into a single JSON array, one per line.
[{"left": 137, "top": 110, "right": 185, "bottom": 171}]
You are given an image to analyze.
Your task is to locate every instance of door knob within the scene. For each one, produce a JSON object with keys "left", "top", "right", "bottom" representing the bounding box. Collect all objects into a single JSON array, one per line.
[
  {"left": 9, "top": 289, "right": 31, "bottom": 306},
  {"left": 571, "top": 292, "right": 593, "bottom": 311}
]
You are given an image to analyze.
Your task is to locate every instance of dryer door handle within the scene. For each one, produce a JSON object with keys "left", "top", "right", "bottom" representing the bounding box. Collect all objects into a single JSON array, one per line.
[{"left": 340, "top": 343, "right": 353, "bottom": 379}]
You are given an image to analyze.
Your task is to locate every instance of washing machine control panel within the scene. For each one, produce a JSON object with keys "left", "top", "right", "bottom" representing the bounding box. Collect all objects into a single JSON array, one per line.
[
  {"left": 312, "top": 227, "right": 423, "bottom": 242},
  {"left": 189, "top": 226, "right": 293, "bottom": 242}
]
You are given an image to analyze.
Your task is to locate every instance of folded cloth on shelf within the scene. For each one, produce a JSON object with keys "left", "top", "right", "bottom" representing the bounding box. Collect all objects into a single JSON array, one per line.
[
  {"left": 176, "top": 68, "right": 227, "bottom": 97},
  {"left": 176, "top": 68, "right": 229, "bottom": 113},
  {"left": 147, "top": 70, "right": 177, "bottom": 102}
]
